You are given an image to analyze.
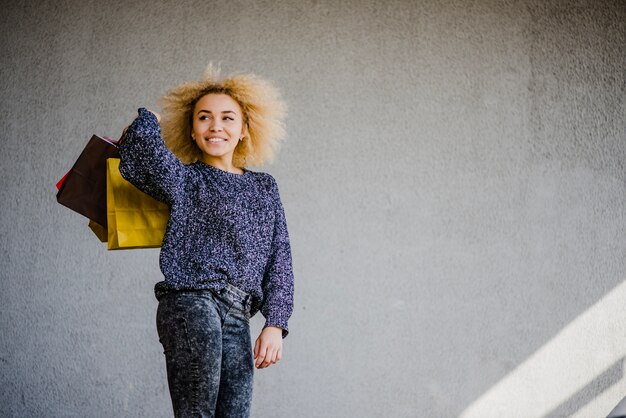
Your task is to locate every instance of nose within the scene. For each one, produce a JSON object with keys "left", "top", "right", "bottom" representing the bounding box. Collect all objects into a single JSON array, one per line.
[{"left": 209, "top": 118, "right": 223, "bottom": 131}]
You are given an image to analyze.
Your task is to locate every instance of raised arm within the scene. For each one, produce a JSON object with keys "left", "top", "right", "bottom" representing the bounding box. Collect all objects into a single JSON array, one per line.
[{"left": 118, "top": 108, "right": 187, "bottom": 205}]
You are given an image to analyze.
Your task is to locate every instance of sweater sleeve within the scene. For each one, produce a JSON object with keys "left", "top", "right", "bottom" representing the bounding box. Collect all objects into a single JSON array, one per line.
[
  {"left": 261, "top": 175, "right": 295, "bottom": 339},
  {"left": 118, "top": 108, "right": 187, "bottom": 205}
]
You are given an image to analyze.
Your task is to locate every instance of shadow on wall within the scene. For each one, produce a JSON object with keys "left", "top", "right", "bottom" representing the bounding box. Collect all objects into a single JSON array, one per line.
[{"left": 460, "top": 280, "right": 626, "bottom": 418}]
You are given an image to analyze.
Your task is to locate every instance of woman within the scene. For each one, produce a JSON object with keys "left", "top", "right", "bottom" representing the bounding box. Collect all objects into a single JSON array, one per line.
[{"left": 118, "top": 65, "right": 294, "bottom": 417}]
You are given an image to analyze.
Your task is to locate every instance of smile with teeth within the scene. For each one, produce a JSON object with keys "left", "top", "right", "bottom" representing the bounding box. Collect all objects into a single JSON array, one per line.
[{"left": 206, "top": 137, "right": 227, "bottom": 143}]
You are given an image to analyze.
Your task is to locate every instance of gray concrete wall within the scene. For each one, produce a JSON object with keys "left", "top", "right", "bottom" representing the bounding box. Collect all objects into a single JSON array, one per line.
[{"left": 1, "top": 0, "right": 625, "bottom": 417}]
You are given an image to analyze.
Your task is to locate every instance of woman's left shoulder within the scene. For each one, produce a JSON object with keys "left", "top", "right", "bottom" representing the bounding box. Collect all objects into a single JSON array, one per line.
[{"left": 247, "top": 170, "right": 278, "bottom": 192}]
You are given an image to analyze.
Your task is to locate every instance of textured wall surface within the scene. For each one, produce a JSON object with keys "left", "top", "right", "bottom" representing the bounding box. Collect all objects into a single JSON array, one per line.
[{"left": 1, "top": 0, "right": 625, "bottom": 417}]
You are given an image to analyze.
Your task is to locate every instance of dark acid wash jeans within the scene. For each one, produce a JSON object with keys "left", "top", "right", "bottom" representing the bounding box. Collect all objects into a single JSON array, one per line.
[{"left": 156, "top": 284, "right": 254, "bottom": 418}]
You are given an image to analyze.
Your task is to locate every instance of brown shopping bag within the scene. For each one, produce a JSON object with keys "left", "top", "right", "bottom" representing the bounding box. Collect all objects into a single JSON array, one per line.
[
  {"left": 56, "top": 135, "right": 120, "bottom": 228},
  {"left": 106, "top": 158, "right": 169, "bottom": 250},
  {"left": 88, "top": 220, "right": 108, "bottom": 243},
  {"left": 57, "top": 173, "right": 108, "bottom": 243}
]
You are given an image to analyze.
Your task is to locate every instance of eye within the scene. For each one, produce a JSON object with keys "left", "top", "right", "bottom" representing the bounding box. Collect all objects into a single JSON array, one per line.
[
  {"left": 199, "top": 115, "right": 210, "bottom": 121},
  {"left": 223, "top": 116, "right": 234, "bottom": 121}
]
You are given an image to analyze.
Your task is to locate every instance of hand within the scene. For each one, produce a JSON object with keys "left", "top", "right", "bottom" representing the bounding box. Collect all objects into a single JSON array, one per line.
[
  {"left": 120, "top": 109, "right": 161, "bottom": 144},
  {"left": 145, "top": 109, "right": 161, "bottom": 122},
  {"left": 253, "top": 326, "right": 283, "bottom": 369}
]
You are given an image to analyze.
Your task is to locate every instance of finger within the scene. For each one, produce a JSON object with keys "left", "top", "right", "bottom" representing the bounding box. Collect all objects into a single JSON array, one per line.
[
  {"left": 255, "top": 350, "right": 263, "bottom": 364},
  {"left": 257, "top": 355, "right": 267, "bottom": 368},
  {"left": 255, "top": 345, "right": 268, "bottom": 368},
  {"left": 260, "top": 351, "right": 272, "bottom": 368},
  {"left": 262, "top": 344, "right": 278, "bottom": 368},
  {"left": 270, "top": 346, "right": 279, "bottom": 364},
  {"left": 253, "top": 337, "right": 260, "bottom": 359},
  {"left": 262, "top": 347, "right": 277, "bottom": 368}
]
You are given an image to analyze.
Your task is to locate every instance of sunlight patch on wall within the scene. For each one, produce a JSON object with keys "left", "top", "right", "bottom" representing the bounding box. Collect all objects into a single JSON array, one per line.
[{"left": 461, "top": 281, "right": 626, "bottom": 418}]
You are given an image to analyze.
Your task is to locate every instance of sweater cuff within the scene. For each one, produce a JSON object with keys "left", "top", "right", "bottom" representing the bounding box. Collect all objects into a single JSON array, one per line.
[
  {"left": 118, "top": 108, "right": 158, "bottom": 147},
  {"left": 263, "top": 317, "right": 289, "bottom": 339},
  {"left": 137, "top": 108, "right": 160, "bottom": 130}
]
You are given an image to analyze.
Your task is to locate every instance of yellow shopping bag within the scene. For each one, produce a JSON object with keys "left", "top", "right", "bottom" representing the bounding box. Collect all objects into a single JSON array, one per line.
[{"left": 106, "top": 158, "right": 169, "bottom": 250}]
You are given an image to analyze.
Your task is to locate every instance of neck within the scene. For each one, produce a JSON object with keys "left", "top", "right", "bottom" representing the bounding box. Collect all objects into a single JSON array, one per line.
[{"left": 201, "top": 155, "right": 243, "bottom": 174}]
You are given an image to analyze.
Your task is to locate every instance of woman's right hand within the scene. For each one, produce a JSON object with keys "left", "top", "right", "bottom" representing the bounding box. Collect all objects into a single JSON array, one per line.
[
  {"left": 121, "top": 109, "right": 160, "bottom": 144},
  {"left": 145, "top": 109, "right": 161, "bottom": 122}
]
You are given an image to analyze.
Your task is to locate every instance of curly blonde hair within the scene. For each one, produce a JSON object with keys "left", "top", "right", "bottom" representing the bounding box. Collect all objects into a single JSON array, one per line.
[{"left": 158, "top": 65, "right": 287, "bottom": 168}]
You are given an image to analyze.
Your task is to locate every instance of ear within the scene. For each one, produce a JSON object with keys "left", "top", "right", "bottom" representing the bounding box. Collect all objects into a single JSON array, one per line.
[{"left": 241, "top": 124, "right": 250, "bottom": 141}]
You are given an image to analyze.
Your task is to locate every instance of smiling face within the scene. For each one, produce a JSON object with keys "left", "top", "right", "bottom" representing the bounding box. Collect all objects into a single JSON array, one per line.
[{"left": 191, "top": 93, "right": 247, "bottom": 167}]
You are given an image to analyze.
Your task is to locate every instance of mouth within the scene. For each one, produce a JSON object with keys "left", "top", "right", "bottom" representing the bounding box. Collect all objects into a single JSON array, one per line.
[{"left": 205, "top": 137, "right": 227, "bottom": 143}]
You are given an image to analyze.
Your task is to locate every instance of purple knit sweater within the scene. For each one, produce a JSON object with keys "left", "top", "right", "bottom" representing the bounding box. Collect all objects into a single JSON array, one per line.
[{"left": 119, "top": 108, "right": 294, "bottom": 338}]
